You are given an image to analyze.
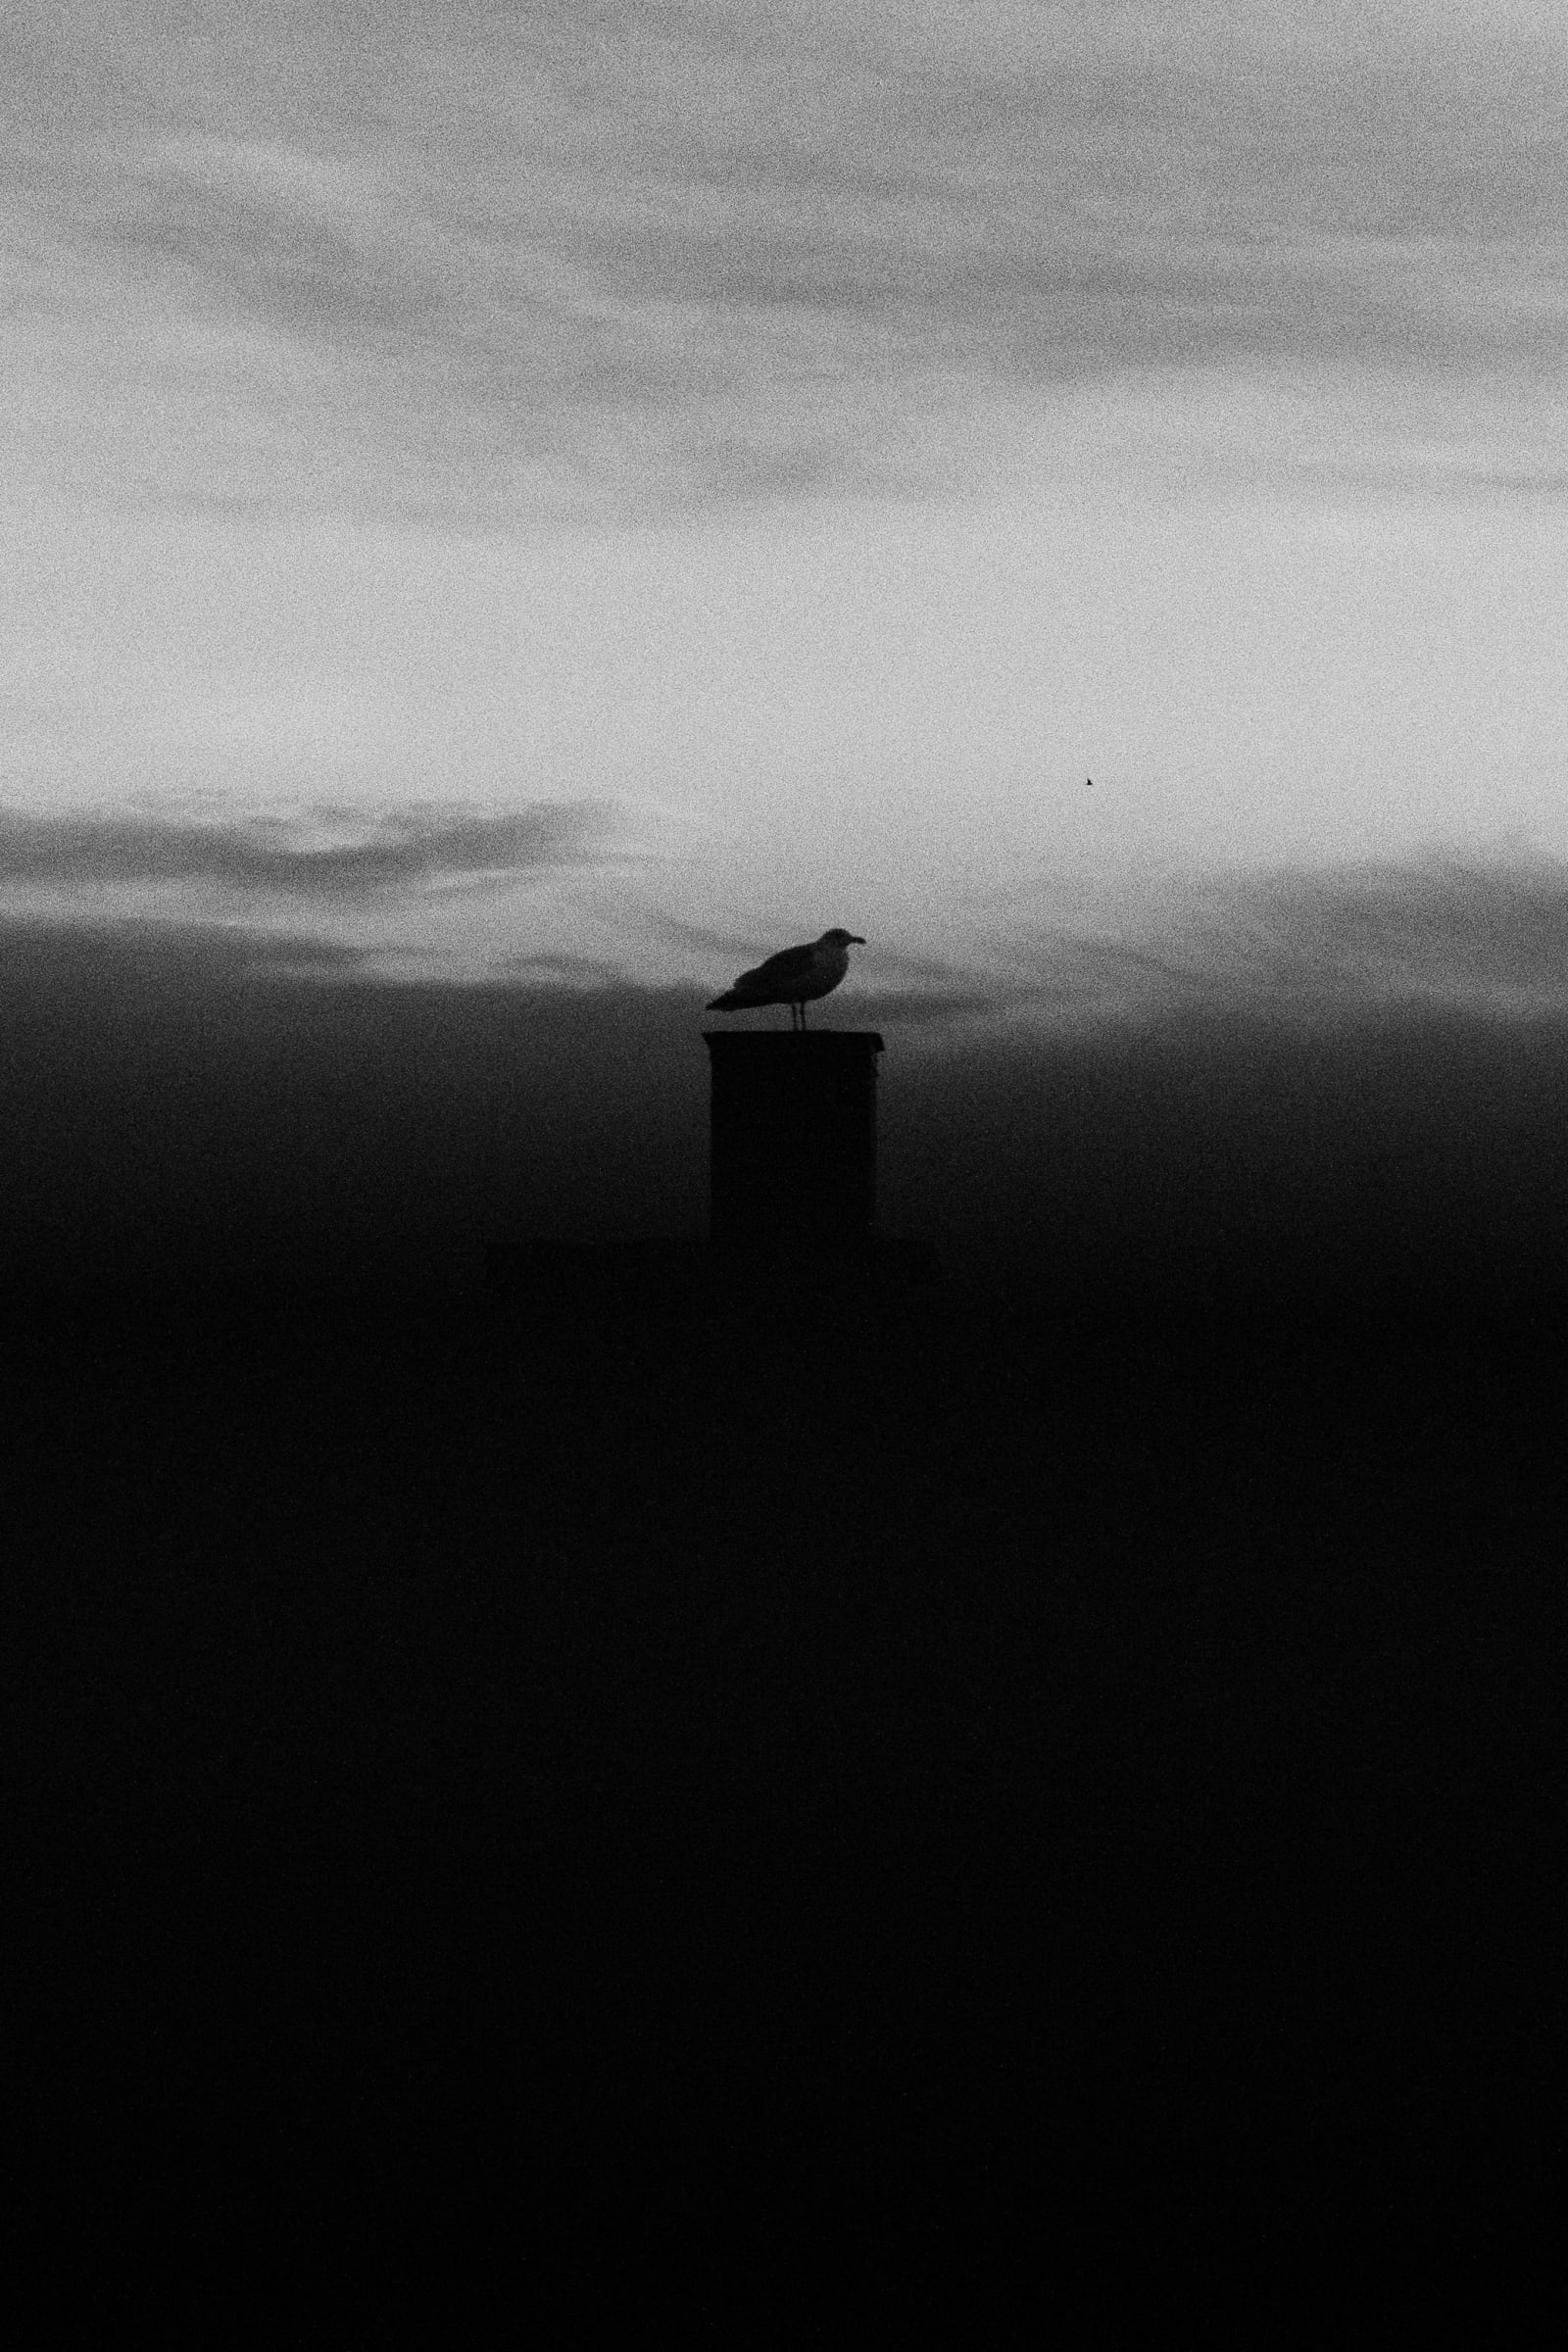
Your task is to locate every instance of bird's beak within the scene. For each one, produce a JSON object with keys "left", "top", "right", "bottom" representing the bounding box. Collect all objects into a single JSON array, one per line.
[{"left": 850, "top": 935, "right": 866, "bottom": 945}]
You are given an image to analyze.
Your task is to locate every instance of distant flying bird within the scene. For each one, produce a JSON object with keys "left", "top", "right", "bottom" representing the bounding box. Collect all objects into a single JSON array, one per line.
[
  {"left": 707, "top": 928, "right": 866, "bottom": 1030},
  {"left": 1086, "top": 777, "right": 1093, "bottom": 787}
]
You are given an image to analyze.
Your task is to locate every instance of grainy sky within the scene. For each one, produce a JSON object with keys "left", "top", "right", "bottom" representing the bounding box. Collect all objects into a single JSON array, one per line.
[{"left": 7, "top": 0, "right": 1567, "bottom": 1006}]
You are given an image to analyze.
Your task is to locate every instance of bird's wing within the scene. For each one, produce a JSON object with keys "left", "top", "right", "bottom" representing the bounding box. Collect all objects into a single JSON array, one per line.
[
  {"left": 747, "top": 941, "right": 822, "bottom": 988},
  {"left": 738, "top": 941, "right": 818, "bottom": 992}
]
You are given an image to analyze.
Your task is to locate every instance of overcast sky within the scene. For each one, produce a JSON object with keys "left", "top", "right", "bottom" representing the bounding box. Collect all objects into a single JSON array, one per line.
[{"left": 6, "top": 0, "right": 1567, "bottom": 1005}]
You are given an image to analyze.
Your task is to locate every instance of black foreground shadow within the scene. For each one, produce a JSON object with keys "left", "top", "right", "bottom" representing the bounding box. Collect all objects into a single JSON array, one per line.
[{"left": 5, "top": 1220, "right": 1565, "bottom": 2328}]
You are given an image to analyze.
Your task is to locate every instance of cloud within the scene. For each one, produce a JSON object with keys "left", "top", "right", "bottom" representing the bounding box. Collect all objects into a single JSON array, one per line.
[
  {"left": 0, "top": 801, "right": 629, "bottom": 903},
  {"left": 1223, "top": 857, "right": 1568, "bottom": 1004},
  {"left": 8, "top": 1, "right": 1566, "bottom": 517},
  {"left": 853, "top": 983, "right": 1014, "bottom": 1029},
  {"left": 622, "top": 909, "right": 789, "bottom": 963},
  {"left": 1001, "top": 855, "right": 1568, "bottom": 1020},
  {"left": 0, "top": 912, "right": 371, "bottom": 987},
  {"left": 493, "top": 949, "right": 636, "bottom": 988},
  {"left": 5, "top": 816, "right": 1563, "bottom": 1028}
]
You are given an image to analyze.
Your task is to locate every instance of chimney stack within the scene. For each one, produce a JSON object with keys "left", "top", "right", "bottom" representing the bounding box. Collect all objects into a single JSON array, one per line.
[{"left": 705, "top": 1032, "right": 883, "bottom": 1250}]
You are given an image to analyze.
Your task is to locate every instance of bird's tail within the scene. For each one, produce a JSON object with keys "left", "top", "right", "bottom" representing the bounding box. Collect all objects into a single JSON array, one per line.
[{"left": 707, "top": 990, "right": 754, "bottom": 1010}]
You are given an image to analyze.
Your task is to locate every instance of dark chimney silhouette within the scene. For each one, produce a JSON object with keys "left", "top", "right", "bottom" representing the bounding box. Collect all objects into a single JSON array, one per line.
[{"left": 705, "top": 1031, "right": 884, "bottom": 1250}]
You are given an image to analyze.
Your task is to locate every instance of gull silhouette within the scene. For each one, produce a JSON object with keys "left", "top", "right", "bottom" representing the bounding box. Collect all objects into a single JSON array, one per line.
[{"left": 707, "top": 929, "right": 866, "bottom": 1031}]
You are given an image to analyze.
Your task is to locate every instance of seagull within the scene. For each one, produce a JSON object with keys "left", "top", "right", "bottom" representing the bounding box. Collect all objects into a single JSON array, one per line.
[{"left": 707, "top": 928, "right": 866, "bottom": 1031}]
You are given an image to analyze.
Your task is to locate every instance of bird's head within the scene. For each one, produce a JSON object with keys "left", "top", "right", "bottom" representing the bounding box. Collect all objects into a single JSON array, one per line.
[{"left": 819, "top": 929, "right": 866, "bottom": 948}]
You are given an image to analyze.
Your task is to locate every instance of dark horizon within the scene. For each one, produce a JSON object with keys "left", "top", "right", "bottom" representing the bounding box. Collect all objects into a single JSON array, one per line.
[{"left": 7, "top": 903, "right": 1566, "bottom": 2325}]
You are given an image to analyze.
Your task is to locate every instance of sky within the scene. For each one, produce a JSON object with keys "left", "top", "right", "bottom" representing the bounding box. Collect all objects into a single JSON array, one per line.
[{"left": 6, "top": 0, "right": 1568, "bottom": 1014}]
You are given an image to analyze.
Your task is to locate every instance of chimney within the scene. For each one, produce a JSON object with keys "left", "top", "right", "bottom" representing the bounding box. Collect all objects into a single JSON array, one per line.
[{"left": 705, "top": 1032, "right": 884, "bottom": 1250}]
